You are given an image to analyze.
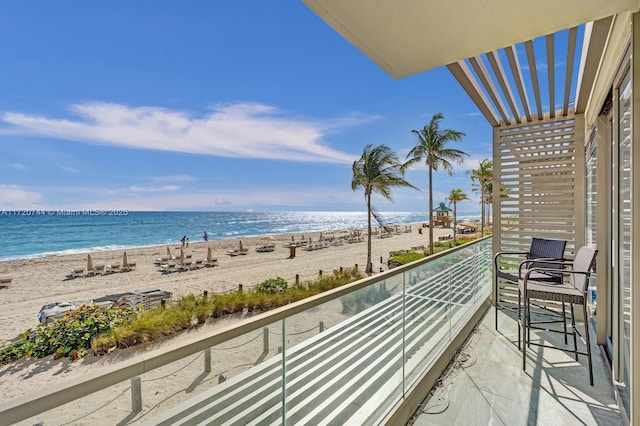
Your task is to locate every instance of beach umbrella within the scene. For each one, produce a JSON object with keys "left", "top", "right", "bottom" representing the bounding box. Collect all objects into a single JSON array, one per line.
[
  {"left": 207, "top": 247, "right": 213, "bottom": 262},
  {"left": 166, "top": 246, "right": 173, "bottom": 259},
  {"left": 179, "top": 248, "right": 185, "bottom": 265},
  {"left": 123, "top": 251, "right": 128, "bottom": 267},
  {"left": 239, "top": 240, "right": 244, "bottom": 251},
  {"left": 87, "top": 254, "right": 95, "bottom": 272}
]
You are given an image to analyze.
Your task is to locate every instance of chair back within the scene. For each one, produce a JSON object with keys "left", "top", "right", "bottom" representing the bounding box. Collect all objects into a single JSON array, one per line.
[
  {"left": 569, "top": 246, "right": 598, "bottom": 291},
  {"left": 527, "top": 238, "right": 567, "bottom": 270}
]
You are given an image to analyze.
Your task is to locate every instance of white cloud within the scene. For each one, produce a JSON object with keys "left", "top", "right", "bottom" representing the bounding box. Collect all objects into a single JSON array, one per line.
[
  {"left": 151, "top": 174, "right": 196, "bottom": 183},
  {"left": 127, "top": 185, "right": 182, "bottom": 193},
  {"left": 11, "top": 163, "right": 26, "bottom": 170},
  {"left": 0, "top": 102, "right": 372, "bottom": 164},
  {"left": 0, "top": 184, "right": 43, "bottom": 208},
  {"left": 59, "top": 166, "right": 79, "bottom": 173}
]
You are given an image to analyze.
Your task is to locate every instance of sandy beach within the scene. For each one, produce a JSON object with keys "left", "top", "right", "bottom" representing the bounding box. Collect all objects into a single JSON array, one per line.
[{"left": 0, "top": 223, "right": 469, "bottom": 419}]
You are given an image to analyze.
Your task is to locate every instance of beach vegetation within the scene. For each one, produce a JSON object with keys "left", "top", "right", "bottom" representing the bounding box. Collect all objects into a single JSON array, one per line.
[
  {"left": 387, "top": 238, "right": 475, "bottom": 268},
  {"left": 0, "top": 304, "right": 136, "bottom": 365},
  {"left": 403, "top": 112, "right": 468, "bottom": 255},
  {"left": 390, "top": 251, "right": 425, "bottom": 264},
  {"left": 0, "top": 267, "right": 364, "bottom": 365},
  {"left": 352, "top": 144, "right": 418, "bottom": 274},
  {"left": 257, "top": 277, "right": 288, "bottom": 294}
]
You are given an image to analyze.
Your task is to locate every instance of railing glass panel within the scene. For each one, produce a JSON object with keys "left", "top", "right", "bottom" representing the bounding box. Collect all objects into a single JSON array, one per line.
[{"left": 3, "top": 237, "right": 492, "bottom": 426}]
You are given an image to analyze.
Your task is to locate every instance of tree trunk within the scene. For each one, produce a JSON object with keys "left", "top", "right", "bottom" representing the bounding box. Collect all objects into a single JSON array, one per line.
[
  {"left": 366, "top": 192, "right": 373, "bottom": 273},
  {"left": 480, "top": 194, "right": 485, "bottom": 236},
  {"left": 428, "top": 166, "right": 434, "bottom": 255},
  {"left": 452, "top": 202, "right": 457, "bottom": 242}
]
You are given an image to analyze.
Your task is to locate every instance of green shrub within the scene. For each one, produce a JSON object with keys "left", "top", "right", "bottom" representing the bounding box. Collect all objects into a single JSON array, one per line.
[
  {"left": 1, "top": 266, "right": 366, "bottom": 366},
  {"left": 389, "top": 252, "right": 424, "bottom": 265},
  {"left": 0, "top": 303, "right": 135, "bottom": 366},
  {"left": 257, "top": 277, "right": 288, "bottom": 294}
]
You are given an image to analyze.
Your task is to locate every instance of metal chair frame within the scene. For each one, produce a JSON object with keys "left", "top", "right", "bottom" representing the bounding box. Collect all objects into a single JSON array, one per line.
[
  {"left": 494, "top": 238, "right": 568, "bottom": 329},
  {"left": 518, "top": 247, "right": 598, "bottom": 386}
]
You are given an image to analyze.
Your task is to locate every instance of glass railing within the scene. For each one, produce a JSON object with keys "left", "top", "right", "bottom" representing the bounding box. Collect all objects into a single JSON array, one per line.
[{"left": 3, "top": 237, "right": 492, "bottom": 425}]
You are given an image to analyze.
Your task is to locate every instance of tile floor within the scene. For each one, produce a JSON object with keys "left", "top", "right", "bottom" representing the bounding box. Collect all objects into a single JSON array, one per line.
[{"left": 408, "top": 308, "right": 622, "bottom": 425}]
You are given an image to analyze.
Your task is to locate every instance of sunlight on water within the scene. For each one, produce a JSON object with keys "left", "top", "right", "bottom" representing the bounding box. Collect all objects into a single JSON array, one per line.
[{"left": 0, "top": 211, "right": 480, "bottom": 261}]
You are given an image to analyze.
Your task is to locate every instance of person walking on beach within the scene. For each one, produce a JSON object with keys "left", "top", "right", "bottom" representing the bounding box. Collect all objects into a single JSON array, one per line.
[
  {"left": 181, "top": 235, "right": 187, "bottom": 248},
  {"left": 203, "top": 231, "right": 208, "bottom": 242}
]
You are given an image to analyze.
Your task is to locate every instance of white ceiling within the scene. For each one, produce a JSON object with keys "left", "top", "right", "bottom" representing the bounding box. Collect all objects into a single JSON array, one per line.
[{"left": 303, "top": 0, "right": 639, "bottom": 79}]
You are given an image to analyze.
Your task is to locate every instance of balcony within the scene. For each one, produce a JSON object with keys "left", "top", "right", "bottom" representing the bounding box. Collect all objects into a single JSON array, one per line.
[
  {"left": 0, "top": 236, "right": 620, "bottom": 425},
  {"left": 410, "top": 306, "right": 622, "bottom": 425}
]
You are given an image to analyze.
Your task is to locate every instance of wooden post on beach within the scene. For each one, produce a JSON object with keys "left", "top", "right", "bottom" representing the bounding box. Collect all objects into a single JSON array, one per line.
[
  {"left": 203, "top": 290, "right": 208, "bottom": 299},
  {"left": 318, "top": 270, "right": 322, "bottom": 277},
  {"left": 204, "top": 348, "right": 211, "bottom": 373},
  {"left": 319, "top": 321, "right": 325, "bottom": 332},
  {"left": 380, "top": 256, "right": 383, "bottom": 263},
  {"left": 131, "top": 376, "right": 142, "bottom": 413},
  {"left": 355, "top": 264, "right": 358, "bottom": 271},
  {"left": 263, "top": 327, "right": 269, "bottom": 353},
  {"left": 295, "top": 274, "right": 299, "bottom": 286},
  {"left": 339, "top": 266, "right": 343, "bottom": 273},
  {"left": 238, "top": 284, "right": 243, "bottom": 292}
]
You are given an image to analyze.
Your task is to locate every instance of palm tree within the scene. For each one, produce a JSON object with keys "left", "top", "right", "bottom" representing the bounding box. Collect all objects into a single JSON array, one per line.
[
  {"left": 403, "top": 112, "right": 468, "bottom": 255},
  {"left": 352, "top": 144, "right": 418, "bottom": 273},
  {"left": 468, "top": 158, "right": 493, "bottom": 236},
  {"left": 446, "top": 188, "right": 469, "bottom": 242}
]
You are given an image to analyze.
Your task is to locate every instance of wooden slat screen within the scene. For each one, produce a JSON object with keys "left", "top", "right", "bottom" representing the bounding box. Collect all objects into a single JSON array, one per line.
[{"left": 493, "top": 114, "right": 583, "bottom": 311}]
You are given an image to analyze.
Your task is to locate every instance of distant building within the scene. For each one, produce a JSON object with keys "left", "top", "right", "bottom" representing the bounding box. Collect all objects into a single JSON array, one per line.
[{"left": 432, "top": 202, "right": 452, "bottom": 227}]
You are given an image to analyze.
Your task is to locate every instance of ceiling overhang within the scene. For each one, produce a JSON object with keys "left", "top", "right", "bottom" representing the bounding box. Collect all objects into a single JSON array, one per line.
[
  {"left": 304, "top": 0, "right": 639, "bottom": 126},
  {"left": 303, "top": 0, "right": 638, "bottom": 79}
]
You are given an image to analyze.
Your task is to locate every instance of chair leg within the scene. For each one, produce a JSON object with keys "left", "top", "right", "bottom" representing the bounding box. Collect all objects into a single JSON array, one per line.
[
  {"left": 527, "top": 297, "right": 531, "bottom": 349},
  {"left": 517, "top": 289, "right": 521, "bottom": 350},
  {"left": 522, "top": 294, "right": 528, "bottom": 371},
  {"left": 583, "top": 303, "right": 594, "bottom": 386},
  {"left": 562, "top": 302, "right": 568, "bottom": 344},
  {"left": 495, "top": 275, "right": 499, "bottom": 330},
  {"left": 570, "top": 304, "right": 578, "bottom": 361}
]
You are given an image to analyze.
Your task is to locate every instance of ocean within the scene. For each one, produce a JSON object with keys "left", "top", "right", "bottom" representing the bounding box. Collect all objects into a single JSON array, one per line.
[{"left": 0, "top": 210, "right": 480, "bottom": 261}]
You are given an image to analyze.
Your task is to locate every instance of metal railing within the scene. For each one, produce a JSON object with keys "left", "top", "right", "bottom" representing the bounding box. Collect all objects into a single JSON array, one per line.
[{"left": 0, "top": 237, "right": 492, "bottom": 426}]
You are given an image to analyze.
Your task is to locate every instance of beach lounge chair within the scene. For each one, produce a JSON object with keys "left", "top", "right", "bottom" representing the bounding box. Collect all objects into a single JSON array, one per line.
[
  {"left": 71, "top": 267, "right": 85, "bottom": 278},
  {"left": 0, "top": 274, "right": 13, "bottom": 287},
  {"left": 160, "top": 262, "right": 178, "bottom": 273},
  {"left": 227, "top": 240, "right": 248, "bottom": 256},
  {"left": 107, "top": 262, "right": 121, "bottom": 273},
  {"left": 182, "top": 257, "right": 194, "bottom": 270},
  {"left": 94, "top": 263, "right": 107, "bottom": 275},
  {"left": 255, "top": 244, "right": 275, "bottom": 252},
  {"left": 154, "top": 255, "right": 171, "bottom": 265}
]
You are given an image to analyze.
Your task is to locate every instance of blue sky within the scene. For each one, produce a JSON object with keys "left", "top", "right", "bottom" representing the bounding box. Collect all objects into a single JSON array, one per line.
[{"left": 0, "top": 2, "right": 494, "bottom": 213}]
